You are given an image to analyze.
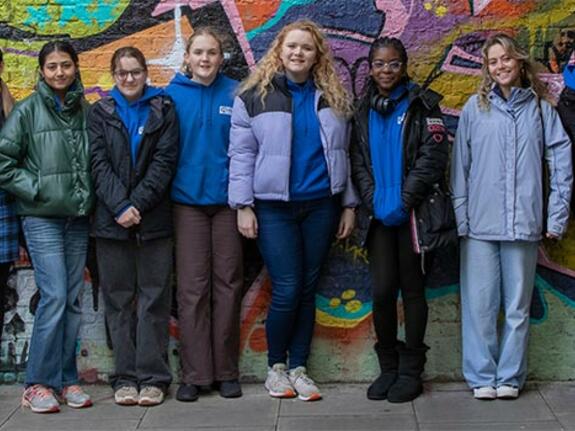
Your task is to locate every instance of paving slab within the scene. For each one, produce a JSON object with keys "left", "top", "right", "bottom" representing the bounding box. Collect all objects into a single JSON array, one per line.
[
  {"left": 138, "top": 392, "right": 278, "bottom": 429},
  {"left": 418, "top": 420, "right": 564, "bottom": 431},
  {"left": 538, "top": 382, "right": 575, "bottom": 412},
  {"left": 278, "top": 414, "right": 417, "bottom": 431},
  {"left": 414, "top": 387, "right": 556, "bottom": 424},
  {"left": 279, "top": 384, "right": 411, "bottom": 417}
]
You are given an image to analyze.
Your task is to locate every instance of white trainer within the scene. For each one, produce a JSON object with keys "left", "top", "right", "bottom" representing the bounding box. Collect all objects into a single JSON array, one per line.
[
  {"left": 265, "top": 363, "right": 296, "bottom": 398},
  {"left": 473, "top": 386, "right": 496, "bottom": 400},
  {"left": 496, "top": 385, "right": 519, "bottom": 399},
  {"left": 288, "top": 366, "right": 322, "bottom": 401}
]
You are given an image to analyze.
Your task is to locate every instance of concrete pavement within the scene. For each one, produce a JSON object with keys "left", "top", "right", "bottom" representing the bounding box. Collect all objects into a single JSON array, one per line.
[{"left": 0, "top": 382, "right": 574, "bottom": 430}]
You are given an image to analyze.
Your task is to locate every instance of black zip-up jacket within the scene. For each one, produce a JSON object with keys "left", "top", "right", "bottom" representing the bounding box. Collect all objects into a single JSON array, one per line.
[
  {"left": 88, "top": 94, "right": 179, "bottom": 242},
  {"left": 350, "top": 84, "right": 451, "bottom": 248},
  {"left": 557, "top": 86, "right": 575, "bottom": 212}
]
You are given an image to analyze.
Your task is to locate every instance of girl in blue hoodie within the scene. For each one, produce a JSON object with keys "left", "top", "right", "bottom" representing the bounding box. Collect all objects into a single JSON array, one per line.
[
  {"left": 165, "top": 28, "right": 243, "bottom": 402},
  {"left": 89, "top": 47, "right": 178, "bottom": 407}
]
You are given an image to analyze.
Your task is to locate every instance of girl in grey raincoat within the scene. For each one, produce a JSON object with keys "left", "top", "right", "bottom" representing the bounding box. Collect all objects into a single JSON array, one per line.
[{"left": 450, "top": 33, "right": 572, "bottom": 400}]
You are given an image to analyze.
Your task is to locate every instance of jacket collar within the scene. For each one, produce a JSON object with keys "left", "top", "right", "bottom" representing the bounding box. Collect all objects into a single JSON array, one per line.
[
  {"left": 489, "top": 85, "right": 535, "bottom": 111},
  {"left": 98, "top": 94, "right": 166, "bottom": 133},
  {"left": 37, "top": 78, "right": 85, "bottom": 113}
]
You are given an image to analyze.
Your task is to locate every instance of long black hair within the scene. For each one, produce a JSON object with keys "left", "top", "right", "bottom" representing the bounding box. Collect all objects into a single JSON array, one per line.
[{"left": 38, "top": 40, "right": 79, "bottom": 69}]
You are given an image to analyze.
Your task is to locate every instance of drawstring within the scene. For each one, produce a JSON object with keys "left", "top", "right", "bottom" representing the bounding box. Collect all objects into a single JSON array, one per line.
[{"left": 420, "top": 250, "right": 426, "bottom": 275}]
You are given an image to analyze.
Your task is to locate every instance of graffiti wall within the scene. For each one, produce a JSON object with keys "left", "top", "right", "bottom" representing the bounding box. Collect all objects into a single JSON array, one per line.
[{"left": 1, "top": 0, "right": 575, "bottom": 383}]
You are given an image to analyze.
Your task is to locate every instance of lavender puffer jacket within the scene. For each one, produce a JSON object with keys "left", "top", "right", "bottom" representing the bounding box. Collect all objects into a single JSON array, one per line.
[{"left": 228, "top": 76, "right": 359, "bottom": 208}]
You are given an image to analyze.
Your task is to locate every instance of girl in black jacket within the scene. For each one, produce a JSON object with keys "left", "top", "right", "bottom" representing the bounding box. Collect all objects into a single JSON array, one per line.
[
  {"left": 88, "top": 47, "right": 178, "bottom": 407},
  {"left": 350, "top": 37, "right": 450, "bottom": 403}
]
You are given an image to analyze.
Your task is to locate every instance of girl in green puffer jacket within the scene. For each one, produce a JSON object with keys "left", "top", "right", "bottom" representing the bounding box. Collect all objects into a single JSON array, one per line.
[{"left": 0, "top": 40, "right": 94, "bottom": 413}]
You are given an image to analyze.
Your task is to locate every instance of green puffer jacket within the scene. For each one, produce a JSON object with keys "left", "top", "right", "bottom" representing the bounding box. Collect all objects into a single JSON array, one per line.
[{"left": 0, "top": 79, "right": 94, "bottom": 216}]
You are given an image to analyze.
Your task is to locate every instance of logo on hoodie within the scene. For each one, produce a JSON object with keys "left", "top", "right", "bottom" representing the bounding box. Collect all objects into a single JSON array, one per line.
[{"left": 219, "top": 106, "right": 233, "bottom": 116}]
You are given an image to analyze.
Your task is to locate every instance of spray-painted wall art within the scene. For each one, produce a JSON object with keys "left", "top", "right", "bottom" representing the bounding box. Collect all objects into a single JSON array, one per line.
[{"left": 1, "top": 0, "right": 574, "bottom": 383}]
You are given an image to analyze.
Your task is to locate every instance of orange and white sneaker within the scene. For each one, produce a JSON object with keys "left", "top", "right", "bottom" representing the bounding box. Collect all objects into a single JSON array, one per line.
[
  {"left": 61, "top": 385, "right": 93, "bottom": 408},
  {"left": 288, "top": 366, "right": 322, "bottom": 401},
  {"left": 22, "top": 385, "right": 60, "bottom": 413},
  {"left": 264, "top": 363, "right": 296, "bottom": 398}
]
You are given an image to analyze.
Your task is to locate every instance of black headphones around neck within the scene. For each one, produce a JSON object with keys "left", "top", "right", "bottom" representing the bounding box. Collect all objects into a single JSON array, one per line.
[{"left": 370, "top": 94, "right": 396, "bottom": 115}]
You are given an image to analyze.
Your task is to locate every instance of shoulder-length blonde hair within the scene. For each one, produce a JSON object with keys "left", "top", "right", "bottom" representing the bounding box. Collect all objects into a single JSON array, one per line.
[
  {"left": 238, "top": 20, "right": 352, "bottom": 117},
  {"left": 478, "top": 33, "right": 552, "bottom": 110}
]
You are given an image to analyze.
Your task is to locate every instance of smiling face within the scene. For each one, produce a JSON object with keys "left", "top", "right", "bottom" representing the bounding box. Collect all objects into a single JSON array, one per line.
[
  {"left": 369, "top": 46, "right": 406, "bottom": 97},
  {"left": 487, "top": 43, "right": 522, "bottom": 93},
  {"left": 113, "top": 56, "right": 147, "bottom": 102},
  {"left": 184, "top": 34, "right": 223, "bottom": 86},
  {"left": 40, "top": 50, "right": 77, "bottom": 96},
  {"left": 279, "top": 29, "right": 317, "bottom": 83}
]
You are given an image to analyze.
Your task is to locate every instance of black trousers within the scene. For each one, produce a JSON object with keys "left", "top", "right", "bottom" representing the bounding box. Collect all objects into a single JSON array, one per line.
[
  {"left": 96, "top": 237, "right": 173, "bottom": 391},
  {"left": 367, "top": 221, "right": 427, "bottom": 349}
]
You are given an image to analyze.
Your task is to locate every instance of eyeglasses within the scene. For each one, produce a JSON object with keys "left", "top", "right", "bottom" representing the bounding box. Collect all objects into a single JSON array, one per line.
[
  {"left": 371, "top": 60, "right": 403, "bottom": 72},
  {"left": 114, "top": 69, "right": 145, "bottom": 80}
]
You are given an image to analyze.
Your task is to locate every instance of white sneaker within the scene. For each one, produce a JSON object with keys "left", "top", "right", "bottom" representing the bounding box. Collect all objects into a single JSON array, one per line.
[
  {"left": 265, "top": 363, "right": 296, "bottom": 398},
  {"left": 288, "top": 366, "right": 322, "bottom": 401},
  {"left": 473, "top": 386, "right": 496, "bottom": 400},
  {"left": 496, "top": 385, "right": 519, "bottom": 399}
]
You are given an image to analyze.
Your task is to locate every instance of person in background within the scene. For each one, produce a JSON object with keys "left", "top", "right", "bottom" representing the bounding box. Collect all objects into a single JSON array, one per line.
[
  {"left": 165, "top": 28, "right": 243, "bottom": 402},
  {"left": 229, "top": 20, "right": 358, "bottom": 402},
  {"left": 89, "top": 47, "right": 178, "bottom": 407},
  {"left": 0, "top": 40, "right": 94, "bottom": 413},
  {"left": 557, "top": 61, "right": 575, "bottom": 212},
  {"left": 451, "top": 33, "right": 572, "bottom": 400}
]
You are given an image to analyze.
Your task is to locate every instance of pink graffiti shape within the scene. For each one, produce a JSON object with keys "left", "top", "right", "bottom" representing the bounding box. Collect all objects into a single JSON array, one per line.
[
  {"left": 152, "top": 0, "right": 255, "bottom": 68},
  {"left": 472, "top": 0, "right": 494, "bottom": 15},
  {"left": 375, "top": 0, "right": 413, "bottom": 38}
]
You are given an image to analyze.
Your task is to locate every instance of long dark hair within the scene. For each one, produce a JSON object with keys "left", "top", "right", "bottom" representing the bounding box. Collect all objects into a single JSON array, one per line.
[{"left": 363, "top": 37, "right": 410, "bottom": 97}]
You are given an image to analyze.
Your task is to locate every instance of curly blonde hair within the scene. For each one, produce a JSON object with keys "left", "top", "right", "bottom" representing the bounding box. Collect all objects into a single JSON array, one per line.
[
  {"left": 478, "top": 33, "right": 552, "bottom": 110},
  {"left": 238, "top": 20, "right": 352, "bottom": 117}
]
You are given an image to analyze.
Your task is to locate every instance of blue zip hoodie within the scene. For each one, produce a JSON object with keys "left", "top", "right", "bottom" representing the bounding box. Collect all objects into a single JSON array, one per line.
[
  {"left": 287, "top": 78, "right": 330, "bottom": 201},
  {"left": 110, "top": 85, "right": 164, "bottom": 166},
  {"left": 165, "top": 73, "right": 237, "bottom": 205},
  {"left": 369, "top": 82, "right": 412, "bottom": 226},
  {"left": 563, "top": 64, "right": 575, "bottom": 91}
]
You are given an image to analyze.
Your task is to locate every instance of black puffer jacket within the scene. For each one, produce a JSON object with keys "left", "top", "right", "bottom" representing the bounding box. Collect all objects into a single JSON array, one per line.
[
  {"left": 350, "top": 84, "right": 455, "bottom": 251},
  {"left": 557, "top": 86, "right": 575, "bottom": 213},
  {"left": 88, "top": 94, "right": 179, "bottom": 242}
]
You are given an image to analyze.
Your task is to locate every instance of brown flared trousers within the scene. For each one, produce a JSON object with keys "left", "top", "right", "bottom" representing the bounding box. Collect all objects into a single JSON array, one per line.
[{"left": 174, "top": 204, "right": 243, "bottom": 385}]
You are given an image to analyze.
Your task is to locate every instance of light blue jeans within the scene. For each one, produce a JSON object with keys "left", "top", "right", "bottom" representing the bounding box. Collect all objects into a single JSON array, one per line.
[
  {"left": 460, "top": 238, "right": 538, "bottom": 390},
  {"left": 22, "top": 216, "right": 89, "bottom": 390}
]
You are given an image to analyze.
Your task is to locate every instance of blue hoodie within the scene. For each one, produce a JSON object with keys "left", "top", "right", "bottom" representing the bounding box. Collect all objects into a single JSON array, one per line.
[
  {"left": 563, "top": 64, "right": 575, "bottom": 91},
  {"left": 110, "top": 85, "right": 164, "bottom": 166},
  {"left": 369, "top": 82, "right": 413, "bottom": 226},
  {"left": 165, "top": 73, "right": 238, "bottom": 205}
]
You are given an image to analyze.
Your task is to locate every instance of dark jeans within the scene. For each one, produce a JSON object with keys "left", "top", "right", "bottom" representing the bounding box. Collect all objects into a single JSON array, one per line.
[
  {"left": 174, "top": 204, "right": 243, "bottom": 385},
  {"left": 256, "top": 197, "right": 339, "bottom": 368},
  {"left": 96, "top": 237, "right": 173, "bottom": 391},
  {"left": 367, "top": 221, "right": 427, "bottom": 349}
]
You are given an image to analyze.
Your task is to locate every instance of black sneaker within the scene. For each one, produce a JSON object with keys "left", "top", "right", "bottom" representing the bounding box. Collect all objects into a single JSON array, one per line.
[
  {"left": 219, "top": 379, "right": 242, "bottom": 398},
  {"left": 176, "top": 384, "right": 199, "bottom": 402}
]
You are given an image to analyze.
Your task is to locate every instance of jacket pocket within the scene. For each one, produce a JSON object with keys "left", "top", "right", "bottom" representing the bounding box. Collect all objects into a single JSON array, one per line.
[{"left": 413, "top": 183, "right": 457, "bottom": 252}]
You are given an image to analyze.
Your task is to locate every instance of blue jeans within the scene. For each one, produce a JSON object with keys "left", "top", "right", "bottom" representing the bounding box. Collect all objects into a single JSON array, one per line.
[
  {"left": 256, "top": 197, "right": 339, "bottom": 369},
  {"left": 22, "top": 216, "right": 89, "bottom": 390},
  {"left": 460, "top": 238, "right": 538, "bottom": 389}
]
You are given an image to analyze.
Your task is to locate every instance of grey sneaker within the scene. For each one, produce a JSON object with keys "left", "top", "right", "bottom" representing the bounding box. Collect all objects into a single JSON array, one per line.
[
  {"left": 21, "top": 385, "right": 60, "bottom": 413},
  {"left": 288, "top": 366, "right": 322, "bottom": 401},
  {"left": 138, "top": 386, "right": 165, "bottom": 406},
  {"left": 61, "top": 385, "right": 92, "bottom": 408},
  {"left": 114, "top": 386, "right": 139, "bottom": 406},
  {"left": 264, "top": 363, "right": 296, "bottom": 398}
]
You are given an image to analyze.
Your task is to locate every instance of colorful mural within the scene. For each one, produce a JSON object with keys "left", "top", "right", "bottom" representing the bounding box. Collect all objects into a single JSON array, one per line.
[{"left": 1, "top": 0, "right": 575, "bottom": 383}]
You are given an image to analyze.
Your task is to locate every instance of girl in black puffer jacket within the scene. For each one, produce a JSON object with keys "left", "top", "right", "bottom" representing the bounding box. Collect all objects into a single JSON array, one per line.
[{"left": 350, "top": 37, "right": 451, "bottom": 403}]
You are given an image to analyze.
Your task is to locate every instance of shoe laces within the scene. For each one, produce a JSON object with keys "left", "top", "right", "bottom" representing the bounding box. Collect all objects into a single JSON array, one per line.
[
  {"left": 64, "top": 385, "right": 84, "bottom": 395},
  {"left": 292, "top": 369, "right": 315, "bottom": 386},
  {"left": 27, "top": 385, "right": 54, "bottom": 399}
]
